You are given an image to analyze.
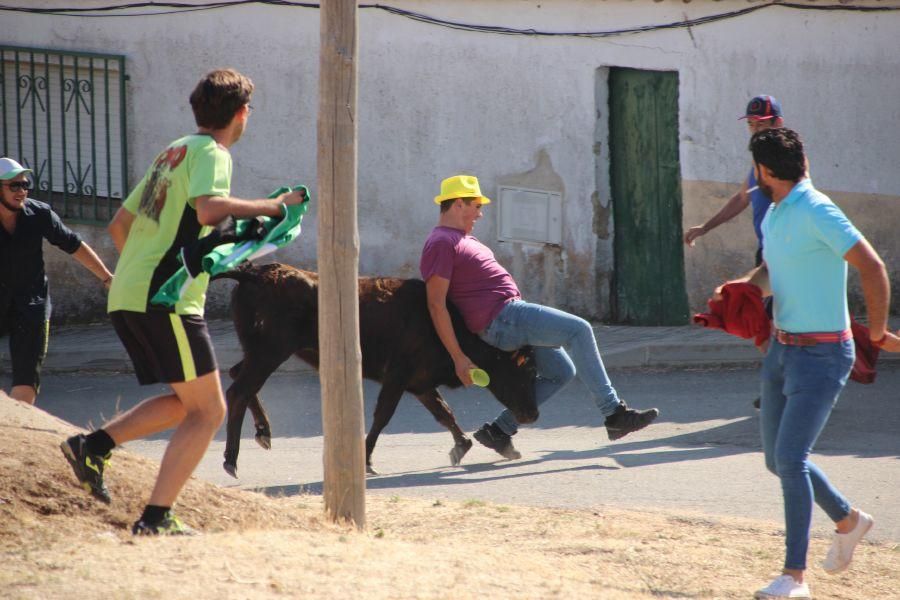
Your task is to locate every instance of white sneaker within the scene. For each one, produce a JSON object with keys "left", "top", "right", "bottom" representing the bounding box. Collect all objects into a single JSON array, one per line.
[
  {"left": 754, "top": 575, "right": 811, "bottom": 599},
  {"left": 822, "top": 510, "right": 874, "bottom": 574}
]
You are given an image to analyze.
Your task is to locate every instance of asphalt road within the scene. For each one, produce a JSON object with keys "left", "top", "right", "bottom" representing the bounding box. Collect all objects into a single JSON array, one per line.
[{"left": 34, "top": 365, "right": 900, "bottom": 542}]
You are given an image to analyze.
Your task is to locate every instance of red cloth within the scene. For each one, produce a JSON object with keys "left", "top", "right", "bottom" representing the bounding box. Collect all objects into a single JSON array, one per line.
[
  {"left": 850, "top": 319, "right": 880, "bottom": 384},
  {"left": 693, "top": 282, "right": 771, "bottom": 347},
  {"left": 693, "top": 282, "right": 879, "bottom": 384}
]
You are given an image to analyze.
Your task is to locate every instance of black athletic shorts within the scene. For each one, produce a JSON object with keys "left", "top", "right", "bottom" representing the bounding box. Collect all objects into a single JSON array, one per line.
[
  {"left": 110, "top": 310, "right": 217, "bottom": 385},
  {"left": 6, "top": 315, "right": 49, "bottom": 391}
]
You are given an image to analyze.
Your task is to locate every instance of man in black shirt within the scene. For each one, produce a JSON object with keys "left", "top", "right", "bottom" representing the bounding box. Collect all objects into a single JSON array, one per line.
[{"left": 0, "top": 157, "right": 114, "bottom": 404}]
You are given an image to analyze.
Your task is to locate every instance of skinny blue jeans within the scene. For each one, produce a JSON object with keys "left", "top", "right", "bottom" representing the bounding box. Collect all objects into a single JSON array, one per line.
[
  {"left": 479, "top": 300, "right": 620, "bottom": 435},
  {"left": 760, "top": 337, "right": 854, "bottom": 571}
]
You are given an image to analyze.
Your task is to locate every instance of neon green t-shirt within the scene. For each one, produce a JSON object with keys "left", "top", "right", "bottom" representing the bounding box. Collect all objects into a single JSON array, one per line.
[{"left": 108, "top": 134, "right": 231, "bottom": 315}]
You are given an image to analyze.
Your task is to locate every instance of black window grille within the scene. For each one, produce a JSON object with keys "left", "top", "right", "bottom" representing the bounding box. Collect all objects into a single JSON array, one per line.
[{"left": 0, "top": 45, "right": 128, "bottom": 224}]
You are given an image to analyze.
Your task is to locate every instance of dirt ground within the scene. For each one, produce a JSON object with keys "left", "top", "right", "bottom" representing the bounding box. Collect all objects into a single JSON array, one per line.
[{"left": 1, "top": 395, "right": 897, "bottom": 599}]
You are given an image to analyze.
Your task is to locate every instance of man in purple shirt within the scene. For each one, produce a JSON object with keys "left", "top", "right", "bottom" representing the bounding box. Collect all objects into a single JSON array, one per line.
[{"left": 421, "top": 175, "right": 659, "bottom": 459}]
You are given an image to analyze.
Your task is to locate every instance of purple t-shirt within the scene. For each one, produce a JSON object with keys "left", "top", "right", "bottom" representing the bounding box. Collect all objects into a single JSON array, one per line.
[{"left": 420, "top": 226, "right": 521, "bottom": 333}]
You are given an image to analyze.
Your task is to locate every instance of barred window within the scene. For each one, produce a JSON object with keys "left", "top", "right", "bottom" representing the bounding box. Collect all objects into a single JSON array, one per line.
[{"left": 1, "top": 45, "right": 128, "bottom": 223}]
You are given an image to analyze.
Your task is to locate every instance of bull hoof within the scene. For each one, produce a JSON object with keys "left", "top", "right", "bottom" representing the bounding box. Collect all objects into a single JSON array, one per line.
[
  {"left": 366, "top": 464, "right": 379, "bottom": 476},
  {"left": 223, "top": 462, "right": 238, "bottom": 479},
  {"left": 255, "top": 425, "right": 272, "bottom": 450},
  {"left": 449, "top": 438, "right": 473, "bottom": 466}
]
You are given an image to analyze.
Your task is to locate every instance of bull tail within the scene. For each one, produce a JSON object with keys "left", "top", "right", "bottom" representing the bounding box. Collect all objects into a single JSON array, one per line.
[{"left": 210, "top": 263, "right": 264, "bottom": 284}]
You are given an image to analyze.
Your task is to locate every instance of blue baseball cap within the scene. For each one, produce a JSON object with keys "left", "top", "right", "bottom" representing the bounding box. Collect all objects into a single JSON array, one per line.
[{"left": 739, "top": 95, "right": 782, "bottom": 121}]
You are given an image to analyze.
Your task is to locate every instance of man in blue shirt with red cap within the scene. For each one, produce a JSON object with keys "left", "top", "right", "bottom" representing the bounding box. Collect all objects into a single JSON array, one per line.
[
  {"left": 685, "top": 95, "right": 786, "bottom": 408},
  {"left": 685, "top": 95, "right": 785, "bottom": 264}
]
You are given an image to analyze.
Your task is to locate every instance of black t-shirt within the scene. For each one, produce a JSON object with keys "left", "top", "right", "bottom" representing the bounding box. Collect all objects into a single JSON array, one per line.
[{"left": 0, "top": 198, "right": 82, "bottom": 321}]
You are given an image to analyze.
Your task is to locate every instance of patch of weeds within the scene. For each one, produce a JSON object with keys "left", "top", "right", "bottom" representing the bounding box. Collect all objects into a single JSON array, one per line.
[
  {"left": 463, "top": 499, "right": 485, "bottom": 509},
  {"left": 496, "top": 506, "right": 510, "bottom": 513},
  {"left": 374, "top": 528, "right": 385, "bottom": 539},
  {"left": 389, "top": 496, "right": 400, "bottom": 504},
  {"left": 432, "top": 500, "right": 443, "bottom": 507}
]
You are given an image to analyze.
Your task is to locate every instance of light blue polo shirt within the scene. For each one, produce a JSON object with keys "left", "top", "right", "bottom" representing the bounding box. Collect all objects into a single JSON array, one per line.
[{"left": 761, "top": 179, "right": 862, "bottom": 333}]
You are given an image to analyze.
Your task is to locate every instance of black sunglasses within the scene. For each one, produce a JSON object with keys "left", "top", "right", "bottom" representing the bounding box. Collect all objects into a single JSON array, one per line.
[{"left": 2, "top": 181, "right": 31, "bottom": 192}]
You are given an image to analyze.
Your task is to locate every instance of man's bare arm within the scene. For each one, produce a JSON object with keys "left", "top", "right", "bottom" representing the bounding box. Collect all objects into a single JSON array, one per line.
[
  {"left": 71, "top": 242, "right": 114, "bottom": 289},
  {"left": 844, "top": 238, "right": 900, "bottom": 351},
  {"left": 108, "top": 206, "right": 135, "bottom": 254},
  {"left": 425, "top": 275, "right": 475, "bottom": 386},
  {"left": 194, "top": 188, "right": 306, "bottom": 227},
  {"left": 713, "top": 263, "right": 770, "bottom": 301},
  {"left": 684, "top": 178, "right": 751, "bottom": 246}
]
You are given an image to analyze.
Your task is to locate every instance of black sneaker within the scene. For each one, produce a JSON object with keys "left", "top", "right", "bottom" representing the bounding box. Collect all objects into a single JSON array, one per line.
[
  {"left": 60, "top": 434, "right": 111, "bottom": 504},
  {"left": 604, "top": 403, "right": 659, "bottom": 441},
  {"left": 753, "top": 397, "right": 761, "bottom": 410},
  {"left": 473, "top": 423, "right": 522, "bottom": 460},
  {"left": 132, "top": 511, "right": 198, "bottom": 536}
]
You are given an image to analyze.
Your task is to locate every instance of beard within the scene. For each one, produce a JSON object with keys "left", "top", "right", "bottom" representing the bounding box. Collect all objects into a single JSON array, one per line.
[
  {"left": 0, "top": 194, "right": 24, "bottom": 212},
  {"left": 758, "top": 181, "right": 774, "bottom": 199}
]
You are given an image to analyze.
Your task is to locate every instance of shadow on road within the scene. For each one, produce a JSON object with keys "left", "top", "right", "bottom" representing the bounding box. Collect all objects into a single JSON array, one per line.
[{"left": 254, "top": 460, "right": 618, "bottom": 498}]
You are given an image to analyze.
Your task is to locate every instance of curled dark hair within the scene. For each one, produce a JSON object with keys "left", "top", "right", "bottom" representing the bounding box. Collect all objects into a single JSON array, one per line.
[
  {"left": 749, "top": 127, "right": 806, "bottom": 183},
  {"left": 189, "top": 68, "right": 254, "bottom": 130}
]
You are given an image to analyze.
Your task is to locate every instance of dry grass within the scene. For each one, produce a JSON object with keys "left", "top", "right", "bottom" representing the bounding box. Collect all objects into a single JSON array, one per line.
[{"left": 1, "top": 396, "right": 897, "bottom": 599}]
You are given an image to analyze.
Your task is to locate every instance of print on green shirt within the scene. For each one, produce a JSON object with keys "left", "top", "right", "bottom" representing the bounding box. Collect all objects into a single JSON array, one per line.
[{"left": 108, "top": 134, "right": 232, "bottom": 316}]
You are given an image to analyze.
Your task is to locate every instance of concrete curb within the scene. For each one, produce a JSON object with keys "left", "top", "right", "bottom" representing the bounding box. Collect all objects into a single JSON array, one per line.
[{"left": 602, "top": 343, "right": 764, "bottom": 369}]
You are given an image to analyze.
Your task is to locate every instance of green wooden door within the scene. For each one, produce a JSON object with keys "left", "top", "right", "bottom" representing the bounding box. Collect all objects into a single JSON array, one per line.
[{"left": 609, "top": 68, "right": 689, "bottom": 325}]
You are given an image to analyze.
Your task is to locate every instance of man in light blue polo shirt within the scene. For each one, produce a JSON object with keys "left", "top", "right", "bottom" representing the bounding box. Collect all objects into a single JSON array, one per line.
[{"left": 712, "top": 128, "right": 899, "bottom": 600}]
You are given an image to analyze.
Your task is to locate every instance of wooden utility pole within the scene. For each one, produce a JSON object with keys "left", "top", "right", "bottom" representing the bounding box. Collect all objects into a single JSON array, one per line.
[{"left": 317, "top": 0, "right": 365, "bottom": 528}]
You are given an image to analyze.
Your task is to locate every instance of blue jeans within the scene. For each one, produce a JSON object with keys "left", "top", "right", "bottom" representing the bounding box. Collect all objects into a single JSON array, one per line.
[
  {"left": 760, "top": 337, "right": 854, "bottom": 571},
  {"left": 479, "top": 300, "right": 620, "bottom": 435}
]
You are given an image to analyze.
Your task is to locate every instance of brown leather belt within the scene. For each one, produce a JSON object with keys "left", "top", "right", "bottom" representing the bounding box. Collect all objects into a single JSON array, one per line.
[{"left": 775, "top": 329, "right": 852, "bottom": 346}]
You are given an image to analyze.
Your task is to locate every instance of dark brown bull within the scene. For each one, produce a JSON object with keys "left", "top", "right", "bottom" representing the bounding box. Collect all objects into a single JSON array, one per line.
[{"left": 213, "top": 263, "right": 538, "bottom": 476}]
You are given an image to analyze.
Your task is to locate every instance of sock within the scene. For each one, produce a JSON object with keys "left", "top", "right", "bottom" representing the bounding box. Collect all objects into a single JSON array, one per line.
[
  {"left": 492, "top": 422, "right": 515, "bottom": 437},
  {"left": 85, "top": 429, "right": 116, "bottom": 456},
  {"left": 140, "top": 505, "right": 170, "bottom": 525}
]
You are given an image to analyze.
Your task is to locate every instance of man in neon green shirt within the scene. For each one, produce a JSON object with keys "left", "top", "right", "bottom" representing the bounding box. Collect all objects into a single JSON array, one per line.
[{"left": 60, "top": 68, "right": 305, "bottom": 535}]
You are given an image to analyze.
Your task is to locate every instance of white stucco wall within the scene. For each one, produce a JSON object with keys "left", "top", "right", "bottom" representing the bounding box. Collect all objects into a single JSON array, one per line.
[{"left": 5, "top": 0, "right": 900, "bottom": 322}]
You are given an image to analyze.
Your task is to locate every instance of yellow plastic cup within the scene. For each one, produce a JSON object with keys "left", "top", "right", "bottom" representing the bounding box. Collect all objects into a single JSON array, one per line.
[{"left": 469, "top": 368, "right": 490, "bottom": 387}]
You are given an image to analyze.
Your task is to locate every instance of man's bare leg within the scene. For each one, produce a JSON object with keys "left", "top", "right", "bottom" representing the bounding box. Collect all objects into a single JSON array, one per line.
[
  {"left": 145, "top": 370, "right": 225, "bottom": 507},
  {"left": 103, "top": 392, "right": 186, "bottom": 444},
  {"left": 10, "top": 384, "right": 36, "bottom": 405}
]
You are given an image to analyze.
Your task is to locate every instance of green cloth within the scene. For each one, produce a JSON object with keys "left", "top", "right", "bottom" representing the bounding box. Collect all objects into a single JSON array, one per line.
[
  {"left": 150, "top": 185, "right": 310, "bottom": 308},
  {"left": 108, "top": 134, "right": 230, "bottom": 315}
]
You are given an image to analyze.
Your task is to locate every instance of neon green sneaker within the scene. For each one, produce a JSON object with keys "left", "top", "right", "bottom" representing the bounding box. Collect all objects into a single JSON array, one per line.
[
  {"left": 132, "top": 511, "right": 198, "bottom": 536},
  {"left": 60, "top": 434, "right": 111, "bottom": 504}
]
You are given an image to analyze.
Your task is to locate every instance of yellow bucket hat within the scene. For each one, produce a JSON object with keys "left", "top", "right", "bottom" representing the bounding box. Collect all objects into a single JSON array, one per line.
[{"left": 433, "top": 175, "right": 491, "bottom": 205}]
